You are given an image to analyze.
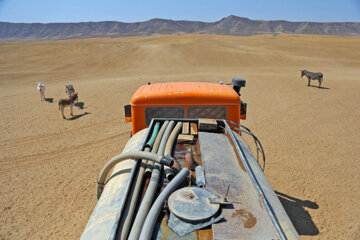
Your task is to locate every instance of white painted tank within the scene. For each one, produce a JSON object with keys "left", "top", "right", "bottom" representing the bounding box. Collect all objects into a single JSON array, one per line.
[{"left": 80, "top": 128, "right": 148, "bottom": 240}]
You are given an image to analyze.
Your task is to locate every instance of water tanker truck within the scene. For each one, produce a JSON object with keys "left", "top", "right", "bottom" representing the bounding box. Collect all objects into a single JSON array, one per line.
[{"left": 81, "top": 78, "right": 299, "bottom": 239}]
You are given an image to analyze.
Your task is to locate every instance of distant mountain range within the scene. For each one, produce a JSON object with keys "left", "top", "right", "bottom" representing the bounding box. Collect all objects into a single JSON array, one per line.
[{"left": 1, "top": 15, "right": 360, "bottom": 41}]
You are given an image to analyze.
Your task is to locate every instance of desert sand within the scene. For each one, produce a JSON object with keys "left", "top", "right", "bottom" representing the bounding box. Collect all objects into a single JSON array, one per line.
[{"left": 0, "top": 34, "right": 359, "bottom": 239}]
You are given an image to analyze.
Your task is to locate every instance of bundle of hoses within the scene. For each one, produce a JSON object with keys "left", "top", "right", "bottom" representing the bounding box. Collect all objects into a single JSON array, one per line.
[
  {"left": 96, "top": 148, "right": 174, "bottom": 199},
  {"left": 96, "top": 120, "right": 187, "bottom": 240},
  {"left": 116, "top": 122, "right": 161, "bottom": 240},
  {"left": 128, "top": 120, "right": 185, "bottom": 240},
  {"left": 127, "top": 121, "right": 174, "bottom": 240}
]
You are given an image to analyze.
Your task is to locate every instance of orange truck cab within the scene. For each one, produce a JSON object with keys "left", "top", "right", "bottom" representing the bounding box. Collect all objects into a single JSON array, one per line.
[{"left": 125, "top": 78, "right": 247, "bottom": 134}]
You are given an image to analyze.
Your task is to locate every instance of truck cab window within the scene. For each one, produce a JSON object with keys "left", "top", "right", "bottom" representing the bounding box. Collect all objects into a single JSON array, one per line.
[
  {"left": 187, "top": 106, "right": 227, "bottom": 119},
  {"left": 145, "top": 107, "right": 185, "bottom": 125}
]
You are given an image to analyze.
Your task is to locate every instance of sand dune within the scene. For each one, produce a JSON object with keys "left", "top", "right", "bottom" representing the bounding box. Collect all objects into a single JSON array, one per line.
[{"left": 0, "top": 34, "right": 359, "bottom": 239}]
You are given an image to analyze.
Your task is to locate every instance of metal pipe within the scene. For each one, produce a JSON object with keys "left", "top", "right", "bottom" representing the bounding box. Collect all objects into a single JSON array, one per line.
[
  {"left": 139, "top": 168, "right": 190, "bottom": 240},
  {"left": 195, "top": 165, "right": 205, "bottom": 187},
  {"left": 96, "top": 151, "right": 173, "bottom": 199},
  {"left": 127, "top": 121, "right": 174, "bottom": 240},
  {"left": 116, "top": 123, "right": 160, "bottom": 240},
  {"left": 164, "top": 121, "right": 182, "bottom": 180}
]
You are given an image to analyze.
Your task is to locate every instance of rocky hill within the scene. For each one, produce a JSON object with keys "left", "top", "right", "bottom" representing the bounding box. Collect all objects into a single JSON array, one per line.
[{"left": 1, "top": 15, "right": 359, "bottom": 41}]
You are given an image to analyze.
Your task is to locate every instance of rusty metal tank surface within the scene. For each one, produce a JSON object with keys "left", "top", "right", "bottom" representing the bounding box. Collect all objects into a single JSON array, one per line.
[
  {"left": 80, "top": 129, "right": 148, "bottom": 240},
  {"left": 198, "top": 132, "right": 278, "bottom": 239},
  {"left": 232, "top": 132, "right": 299, "bottom": 239}
]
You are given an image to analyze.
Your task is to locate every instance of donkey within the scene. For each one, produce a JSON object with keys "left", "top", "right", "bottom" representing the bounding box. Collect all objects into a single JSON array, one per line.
[
  {"left": 58, "top": 93, "right": 78, "bottom": 119},
  {"left": 37, "top": 82, "right": 46, "bottom": 101},
  {"left": 301, "top": 70, "right": 323, "bottom": 88},
  {"left": 66, "top": 84, "right": 78, "bottom": 103}
]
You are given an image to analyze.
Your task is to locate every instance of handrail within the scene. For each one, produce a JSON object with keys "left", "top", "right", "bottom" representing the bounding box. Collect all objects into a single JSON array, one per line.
[
  {"left": 225, "top": 121, "right": 287, "bottom": 240},
  {"left": 227, "top": 120, "right": 265, "bottom": 171}
]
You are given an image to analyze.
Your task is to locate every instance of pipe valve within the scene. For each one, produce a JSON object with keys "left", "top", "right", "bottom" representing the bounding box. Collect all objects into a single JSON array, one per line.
[{"left": 160, "top": 155, "right": 174, "bottom": 167}]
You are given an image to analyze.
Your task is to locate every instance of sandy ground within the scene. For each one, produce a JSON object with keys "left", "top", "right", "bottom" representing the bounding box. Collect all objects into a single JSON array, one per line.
[{"left": 0, "top": 34, "right": 359, "bottom": 239}]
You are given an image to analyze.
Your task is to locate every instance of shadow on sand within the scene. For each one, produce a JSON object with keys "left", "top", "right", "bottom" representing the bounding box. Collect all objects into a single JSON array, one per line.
[
  {"left": 75, "top": 101, "right": 86, "bottom": 109},
  {"left": 67, "top": 112, "right": 91, "bottom": 121},
  {"left": 44, "top": 97, "right": 54, "bottom": 103},
  {"left": 276, "top": 191, "right": 319, "bottom": 236},
  {"left": 308, "top": 85, "right": 330, "bottom": 90}
]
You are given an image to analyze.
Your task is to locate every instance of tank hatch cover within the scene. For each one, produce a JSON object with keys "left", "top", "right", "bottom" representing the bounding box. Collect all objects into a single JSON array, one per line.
[{"left": 168, "top": 187, "right": 220, "bottom": 222}]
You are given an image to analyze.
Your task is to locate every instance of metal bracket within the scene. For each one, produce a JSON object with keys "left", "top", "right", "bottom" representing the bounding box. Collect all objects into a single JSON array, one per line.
[{"left": 208, "top": 185, "right": 235, "bottom": 205}]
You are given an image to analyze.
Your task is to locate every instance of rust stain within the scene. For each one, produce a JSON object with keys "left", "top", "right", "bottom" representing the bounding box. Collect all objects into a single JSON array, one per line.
[
  {"left": 190, "top": 139, "right": 202, "bottom": 185},
  {"left": 158, "top": 214, "right": 176, "bottom": 240},
  {"left": 174, "top": 143, "right": 191, "bottom": 168},
  {"left": 157, "top": 213, "right": 198, "bottom": 240},
  {"left": 231, "top": 209, "right": 257, "bottom": 229},
  {"left": 191, "top": 139, "right": 202, "bottom": 165},
  {"left": 185, "top": 152, "right": 194, "bottom": 170},
  {"left": 140, "top": 177, "right": 150, "bottom": 202},
  {"left": 182, "top": 190, "right": 195, "bottom": 200},
  {"left": 225, "top": 133, "right": 246, "bottom": 171},
  {"left": 258, "top": 198, "right": 264, "bottom": 210},
  {"left": 174, "top": 143, "right": 195, "bottom": 182},
  {"left": 196, "top": 227, "right": 213, "bottom": 239}
]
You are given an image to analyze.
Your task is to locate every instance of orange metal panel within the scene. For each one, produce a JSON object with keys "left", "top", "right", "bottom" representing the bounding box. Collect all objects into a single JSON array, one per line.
[
  {"left": 131, "top": 82, "right": 241, "bottom": 134},
  {"left": 131, "top": 82, "right": 239, "bottom": 106}
]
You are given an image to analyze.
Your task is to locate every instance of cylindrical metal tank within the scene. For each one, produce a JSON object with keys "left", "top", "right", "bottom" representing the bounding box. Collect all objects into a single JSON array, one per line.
[{"left": 80, "top": 128, "right": 148, "bottom": 240}]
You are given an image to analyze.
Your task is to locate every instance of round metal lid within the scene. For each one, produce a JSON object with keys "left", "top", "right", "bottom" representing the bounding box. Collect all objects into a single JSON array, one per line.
[{"left": 168, "top": 187, "right": 220, "bottom": 221}]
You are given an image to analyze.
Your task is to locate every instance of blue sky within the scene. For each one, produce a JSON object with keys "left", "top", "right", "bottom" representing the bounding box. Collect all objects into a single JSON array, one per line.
[{"left": 0, "top": 0, "right": 359, "bottom": 23}]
